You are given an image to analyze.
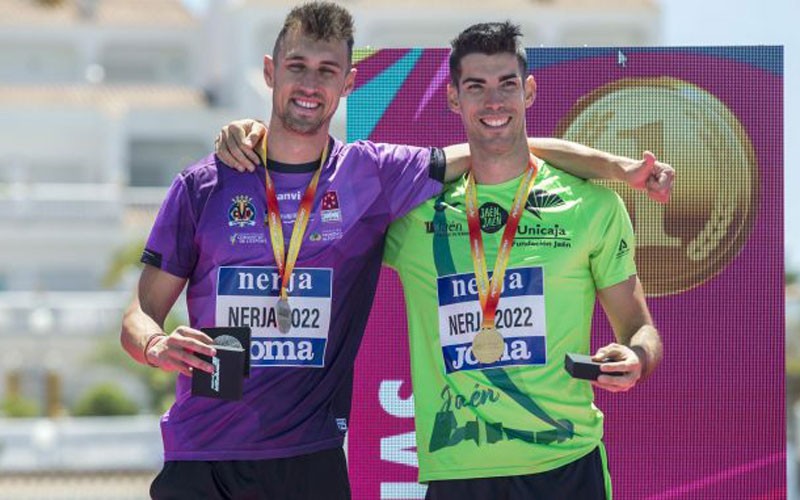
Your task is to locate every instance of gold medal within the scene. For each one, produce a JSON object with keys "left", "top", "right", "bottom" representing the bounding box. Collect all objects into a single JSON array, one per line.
[
  {"left": 276, "top": 297, "right": 292, "bottom": 334},
  {"left": 464, "top": 157, "right": 538, "bottom": 368},
  {"left": 472, "top": 327, "right": 504, "bottom": 364},
  {"left": 556, "top": 77, "right": 757, "bottom": 296}
]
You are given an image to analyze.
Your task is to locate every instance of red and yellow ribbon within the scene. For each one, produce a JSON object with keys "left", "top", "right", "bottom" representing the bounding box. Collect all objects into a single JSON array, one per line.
[
  {"left": 259, "top": 137, "right": 329, "bottom": 301},
  {"left": 465, "top": 156, "right": 539, "bottom": 330}
]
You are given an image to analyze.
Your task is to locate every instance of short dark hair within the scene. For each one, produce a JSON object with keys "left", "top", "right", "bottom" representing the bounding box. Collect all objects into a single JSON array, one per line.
[
  {"left": 273, "top": 2, "right": 355, "bottom": 61},
  {"left": 449, "top": 22, "right": 528, "bottom": 86}
]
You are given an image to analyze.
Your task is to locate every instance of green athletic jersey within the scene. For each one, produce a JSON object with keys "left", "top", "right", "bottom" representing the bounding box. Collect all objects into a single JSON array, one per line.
[{"left": 383, "top": 162, "right": 637, "bottom": 482}]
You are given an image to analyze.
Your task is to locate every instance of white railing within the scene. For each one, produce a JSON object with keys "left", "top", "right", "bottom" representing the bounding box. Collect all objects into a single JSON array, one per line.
[
  {"left": 0, "top": 291, "right": 130, "bottom": 337},
  {"left": 0, "top": 415, "right": 163, "bottom": 471},
  {"left": 0, "top": 183, "right": 123, "bottom": 220}
]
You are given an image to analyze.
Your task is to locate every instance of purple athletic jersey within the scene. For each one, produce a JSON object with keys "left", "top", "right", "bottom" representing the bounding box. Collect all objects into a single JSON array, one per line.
[{"left": 143, "top": 138, "right": 442, "bottom": 461}]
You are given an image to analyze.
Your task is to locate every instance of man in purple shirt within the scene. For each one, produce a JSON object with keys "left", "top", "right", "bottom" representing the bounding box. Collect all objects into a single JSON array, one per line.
[{"left": 120, "top": 2, "right": 672, "bottom": 499}]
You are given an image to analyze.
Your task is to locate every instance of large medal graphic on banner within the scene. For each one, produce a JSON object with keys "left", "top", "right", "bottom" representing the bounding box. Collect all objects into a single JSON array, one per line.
[{"left": 556, "top": 77, "right": 759, "bottom": 296}]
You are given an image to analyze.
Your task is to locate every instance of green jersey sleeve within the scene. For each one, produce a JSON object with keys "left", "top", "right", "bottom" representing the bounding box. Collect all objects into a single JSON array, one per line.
[
  {"left": 589, "top": 190, "right": 638, "bottom": 290},
  {"left": 383, "top": 216, "right": 410, "bottom": 271}
]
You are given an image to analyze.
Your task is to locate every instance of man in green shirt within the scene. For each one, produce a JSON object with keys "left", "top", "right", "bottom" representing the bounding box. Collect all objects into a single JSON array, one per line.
[{"left": 381, "top": 22, "right": 662, "bottom": 499}]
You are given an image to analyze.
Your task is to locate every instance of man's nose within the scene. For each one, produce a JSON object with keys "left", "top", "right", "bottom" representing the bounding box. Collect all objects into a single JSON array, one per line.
[{"left": 484, "top": 88, "right": 504, "bottom": 109}]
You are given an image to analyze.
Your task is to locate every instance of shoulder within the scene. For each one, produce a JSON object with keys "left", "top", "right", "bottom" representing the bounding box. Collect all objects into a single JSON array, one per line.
[
  {"left": 178, "top": 153, "right": 221, "bottom": 190},
  {"left": 340, "top": 140, "right": 429, "bottom": 163}
]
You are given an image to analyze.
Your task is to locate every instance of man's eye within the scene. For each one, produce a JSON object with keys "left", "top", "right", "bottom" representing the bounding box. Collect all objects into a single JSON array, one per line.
[{"left": 288, "top": 65, "right": 304, "bottom": 72}]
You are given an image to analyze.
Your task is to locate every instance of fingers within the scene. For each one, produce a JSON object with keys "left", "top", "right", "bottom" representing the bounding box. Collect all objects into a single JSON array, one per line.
[
  {"left": 590, "top": 343, "right": 641, "bottom": 392},
  {"left": 214, "top": 124, "right": 260, "bottom": 173},
  {"left": 215, "top": 129, "right": 246, "bottom": 173},
  {"left": 642, "top": 150, "right": 656, "bottom": 167},
  {"left": 591, "top": 372, "right": 638, "bottom": 392},
  {"left": 148, "top": 327, "right": 217, "bottom": 377},
  {"left": 226, "top": 126, "right": 258, "bottom": 173},
  {"left": 245, "top": 126, "right": 266, "bottom": 162},
  {"left": 231, "top": 124, "right": 262, "bottom": 170},
  {"left": 234, "top": 119, "right": 266, "bottom": 169},
  {"left": 643, "top": 152, "right": 675, "bottom": 204}
]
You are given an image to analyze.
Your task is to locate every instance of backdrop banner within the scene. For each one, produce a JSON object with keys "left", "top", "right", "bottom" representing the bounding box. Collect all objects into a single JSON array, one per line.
[{"left": 348, "top": 46, "right": 784, "bottom": 499}]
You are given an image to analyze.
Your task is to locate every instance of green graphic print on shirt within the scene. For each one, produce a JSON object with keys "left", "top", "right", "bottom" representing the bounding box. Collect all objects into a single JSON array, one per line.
[{"left": 384, "top": 162, "right": 637, "bottom": 482}]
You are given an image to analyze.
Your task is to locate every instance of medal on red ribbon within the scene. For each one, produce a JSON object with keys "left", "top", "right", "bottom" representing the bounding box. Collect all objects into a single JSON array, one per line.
[
  {"left": 465, "top": 156, "right": 539, "bottom": 364},
  {"left": 260, "top": 137, "right": 329, "bottom": 334}
]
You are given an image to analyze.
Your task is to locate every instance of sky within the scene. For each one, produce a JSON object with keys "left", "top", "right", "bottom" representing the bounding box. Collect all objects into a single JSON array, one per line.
[{"left": 181, "top": 0, "right": 798, "bottom": 272}]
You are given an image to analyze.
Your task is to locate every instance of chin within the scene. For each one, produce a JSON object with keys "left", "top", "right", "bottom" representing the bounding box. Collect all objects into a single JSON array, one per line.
[{"left": 285, "top": 117, "right": 326, "bottom": 136}]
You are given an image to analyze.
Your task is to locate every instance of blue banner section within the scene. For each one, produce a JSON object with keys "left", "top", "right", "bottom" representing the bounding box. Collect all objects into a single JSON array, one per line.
[
  {"left": 528, "top": 46, "right": 783, "bottom": 75},
  {"left": 437, "top": 267, "right": 543, "bottom": 306},
  {"left": 250, "top": 337, "right": 326, "bottom": 367},
  {"left": 443, "top": 336, "right": 546, "bottom": 374},
  {"left": 218, "top": 267, "right": 332, "bottom": 298}
]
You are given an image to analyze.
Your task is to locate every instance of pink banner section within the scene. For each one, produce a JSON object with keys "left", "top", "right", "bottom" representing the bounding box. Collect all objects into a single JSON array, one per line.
[
  {"left": 348, "top": 47, "right": 784, "bottom": 499},
  {"left": 351, "top": 270, "right": 422, "bottom": 499}
]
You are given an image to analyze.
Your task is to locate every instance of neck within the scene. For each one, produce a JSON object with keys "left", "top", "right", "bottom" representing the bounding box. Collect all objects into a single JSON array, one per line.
[
  {"left": 264, "top": 117, "right": 330, "bottom": 164},
  {"left": 469, "top": 135, "right": 531, "bottom": 185}
]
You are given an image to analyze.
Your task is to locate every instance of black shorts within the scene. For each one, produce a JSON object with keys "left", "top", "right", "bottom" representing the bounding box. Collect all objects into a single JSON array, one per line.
[
  {"left": 150, "top": 447, "right": 350, "bottom": 500},
  {"left": 425, "top": 446, "right": 611, "bottom": 500}
]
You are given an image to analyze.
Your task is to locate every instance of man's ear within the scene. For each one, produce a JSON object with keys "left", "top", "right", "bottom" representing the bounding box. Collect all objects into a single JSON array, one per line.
[
  {"left": 524, "top": 75, "right": 536, "bottom": 108},
  {"left": 342, "top": 67, "right": 357, "bottom": 97},
  {"left": 263, "top": 55, "right": 275, "bottom": 89},
  {"left": 447, "top": 83, "right": 460, "bottom": 114}
]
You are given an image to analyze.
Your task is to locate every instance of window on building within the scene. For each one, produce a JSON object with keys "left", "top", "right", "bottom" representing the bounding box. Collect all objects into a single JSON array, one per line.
[
  {"left": 129, "top": 139, "right": 207, "bottom": 187},
  {"left": 101, "top": 45, "right": 190, "bottom": 84}
]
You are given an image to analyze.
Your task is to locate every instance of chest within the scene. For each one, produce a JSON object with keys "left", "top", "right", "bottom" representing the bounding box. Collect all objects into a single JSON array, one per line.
[
  {"left": 193, "top": 172, "right": 388, "bottom": 269},
  {"left": 409, "top": 190, "right": 592, "bottom": 278}
]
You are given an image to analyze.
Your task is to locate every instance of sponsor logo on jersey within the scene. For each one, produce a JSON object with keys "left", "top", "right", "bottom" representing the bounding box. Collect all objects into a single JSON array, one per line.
[
  {"left": 229, "top": 232, "right": 268, "bottom": 245},
  {"left": 277, "top": 191, "right": 302, "bottom": 202},
  {"left": 513, "top": 222, "right": 573, "bottom": 249},
  {"left": 321, "top": 228, "right": 343, "bottom": 241},
  {"left": 336, "top": 418, "right": 348, "bottom": 432},
  {"left": 616, "top": 238, "right": 631, "bottom": 258},
  {"left": 525, "top": 189, "right": 566, "bottom": 220},
  {"left": 321, "top": 190, "right": 342, "bottom": 223},
  {"left": 425, "top": 220, "right": 465, "bottom": 235},
  {"left": 478, "top": 202, "right": 508, "bottom": 233},
  {"left": 228, "top": 195, "right": 257, "bottom": 227}
]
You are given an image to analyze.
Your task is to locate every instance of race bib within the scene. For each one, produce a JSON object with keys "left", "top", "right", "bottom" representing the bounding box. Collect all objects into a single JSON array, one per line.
[
  {"left": 216, "top": 266, "right": 333, "bottom": 367},
  {"left": 436, "top": 267, "right": 547, "bottom": 373}
]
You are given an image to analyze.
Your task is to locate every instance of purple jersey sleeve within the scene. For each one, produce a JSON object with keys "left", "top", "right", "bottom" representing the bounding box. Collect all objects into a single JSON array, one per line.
[
  {"left": 360, "top": 141, "right": 443, "bottom": 221},
  {"left": 141, "top": 172, "right": 199, "bottom": 278}
]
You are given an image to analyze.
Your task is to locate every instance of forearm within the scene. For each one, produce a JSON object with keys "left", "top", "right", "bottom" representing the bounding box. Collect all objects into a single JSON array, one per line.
[
  {"left": 441, "top": 143, "right": 471, "bottom": 182},
  {"left": 120, "top": 299, "right": 167, "bottom": 365},
  {"left": 627, "top": 324, "right": 663, "bottom": 380},
  {"left": 443, "top": 139, "right": 637, "bottom": 183},
  {"left": 528, "top": 138, "right": 630, "bottom": 181}
]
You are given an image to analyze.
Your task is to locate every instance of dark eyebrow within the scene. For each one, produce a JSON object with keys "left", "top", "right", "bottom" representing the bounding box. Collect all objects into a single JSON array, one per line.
[
  {"left": 284, "top": 55, "right": 343, "bottom": 70},
  {"left": 462, "top": 73, "right": 519, "bottom": 86},
  {"left": 462, "top": 77, "right": 486, "bottom": 86}
]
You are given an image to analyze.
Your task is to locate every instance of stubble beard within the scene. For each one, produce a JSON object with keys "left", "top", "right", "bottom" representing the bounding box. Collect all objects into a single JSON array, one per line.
[{"left": 276, "top": 99, "right": 332, "bottom": 136}]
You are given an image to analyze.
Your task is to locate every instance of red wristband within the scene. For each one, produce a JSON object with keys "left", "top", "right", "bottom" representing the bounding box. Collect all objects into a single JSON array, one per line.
[{"left": 143, "top": 333, "right": 166, "bottom": 367}]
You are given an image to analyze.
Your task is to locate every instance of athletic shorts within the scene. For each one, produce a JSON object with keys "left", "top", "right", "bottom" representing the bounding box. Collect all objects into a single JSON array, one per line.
[
  {"left": 150, "top": 447, "right": 351, "bottom": 500},
  {"left": 425, "top": 446, "right": 611, "bottom": 500}
]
